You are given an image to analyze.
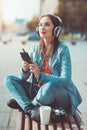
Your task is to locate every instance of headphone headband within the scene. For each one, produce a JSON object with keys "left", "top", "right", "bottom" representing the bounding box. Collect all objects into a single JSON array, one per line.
[{"left": 55, "top": 16, "right": 63, "bottom": 27}]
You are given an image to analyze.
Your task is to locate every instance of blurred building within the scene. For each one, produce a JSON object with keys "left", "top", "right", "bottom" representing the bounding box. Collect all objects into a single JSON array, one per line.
[
  {"left": 41, "top": 0, "right": 58, "bottom": 15},
  {"left": 0, "top": 0, "right": 3, "bottom": 33}
]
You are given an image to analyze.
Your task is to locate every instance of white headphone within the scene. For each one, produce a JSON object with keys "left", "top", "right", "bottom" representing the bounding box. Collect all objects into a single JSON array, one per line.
[{"left": 53, "top": 16, "right": 63, "bottom": 37}]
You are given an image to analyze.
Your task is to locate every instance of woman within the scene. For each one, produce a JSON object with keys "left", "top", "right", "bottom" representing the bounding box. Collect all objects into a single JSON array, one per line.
[{"left": 4, "top": 14, "right": 82, "bottom": 116}]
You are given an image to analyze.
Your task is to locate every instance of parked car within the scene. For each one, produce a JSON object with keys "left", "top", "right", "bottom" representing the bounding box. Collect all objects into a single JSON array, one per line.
[{"left": 27, "top": 32, "right": 40, "bottom": 41}]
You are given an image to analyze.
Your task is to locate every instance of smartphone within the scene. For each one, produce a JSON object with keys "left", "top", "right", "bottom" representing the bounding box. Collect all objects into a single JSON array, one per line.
[{"left": 20, "top": 48, "right": 32, "bottom": 63}]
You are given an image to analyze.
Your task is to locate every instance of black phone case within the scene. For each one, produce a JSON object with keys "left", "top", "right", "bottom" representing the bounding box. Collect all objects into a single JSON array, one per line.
[{"left": 20, "top": 52, "right": 32, "bottom": 63}]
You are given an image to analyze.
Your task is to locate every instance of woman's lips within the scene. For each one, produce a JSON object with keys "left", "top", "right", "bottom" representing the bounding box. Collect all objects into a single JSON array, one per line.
[{"left": 40, "top": 31, "right": 46, "bottom": 34}]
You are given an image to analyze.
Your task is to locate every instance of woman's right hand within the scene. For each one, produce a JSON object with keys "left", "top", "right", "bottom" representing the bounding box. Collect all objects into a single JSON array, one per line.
[{"left": 22, "top": 61, "right": 29, "bottom": 72}]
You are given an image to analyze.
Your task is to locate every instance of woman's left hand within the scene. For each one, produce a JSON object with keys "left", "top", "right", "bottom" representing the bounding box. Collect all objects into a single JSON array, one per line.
[{"left": 29, "top": 62, "right": 40, "bottom": 80}]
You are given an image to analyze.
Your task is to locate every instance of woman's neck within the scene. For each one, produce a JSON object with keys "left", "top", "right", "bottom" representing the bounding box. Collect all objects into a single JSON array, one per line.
[
  {"left": 43, "top": 38, "right": 53, "bottom": 47},
  {"left": 43, "top": 38, "right": 54, "bottom": 56}
]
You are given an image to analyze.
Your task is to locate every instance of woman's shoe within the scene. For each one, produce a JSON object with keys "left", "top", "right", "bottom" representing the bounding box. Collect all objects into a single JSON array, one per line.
[
  {"left": 26, "top": 106, "right": 40, "bottom": 121},
  {"left": 7, "top": 99, "right": 22, "bottom": 110},
  {"left": 31, "top": 106, "right": 40, "bottom": 122},
  {"left": 25, "top": 104, "right": 35, "bottom": 116}
]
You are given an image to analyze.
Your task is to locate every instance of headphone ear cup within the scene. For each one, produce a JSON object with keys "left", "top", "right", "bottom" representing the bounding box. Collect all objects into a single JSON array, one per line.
[
  {"left": 36, "top": 26, "right": 39, "bottom": 34},
  {"left": 54, "top": 26, "right": 62, "bottom": 37}
]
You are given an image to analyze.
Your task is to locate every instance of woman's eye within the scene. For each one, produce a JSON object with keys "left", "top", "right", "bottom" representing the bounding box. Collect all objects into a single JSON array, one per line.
[
  {"left": 38, "top": 24, "right": 42, "bottom": 27},
  {"left": 45, "top": 23, "right": 50, "bottom": 26}
]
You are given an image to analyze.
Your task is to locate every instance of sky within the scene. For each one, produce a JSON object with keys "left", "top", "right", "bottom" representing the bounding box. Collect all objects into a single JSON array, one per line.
[{"left": 3, "top": 0, "right": 40, "bottom": 23}]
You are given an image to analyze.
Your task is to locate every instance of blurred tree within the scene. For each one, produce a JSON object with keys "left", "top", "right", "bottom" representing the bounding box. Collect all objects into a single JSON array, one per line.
[
  {"left": 74, "top": 1, "right": 86, "bottom": 33},
  {"left": 27, "top": 16, "right": 39, "bottom": 32},
  {"left": 54, "top": 0, "right": 87, "bottom": 33},
  {"left": 54, "top": 1, "right": 65, "bottom": 18}
]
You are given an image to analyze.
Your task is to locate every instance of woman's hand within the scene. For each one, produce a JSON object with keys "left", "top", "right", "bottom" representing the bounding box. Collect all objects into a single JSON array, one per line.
[
  {"left": 22, "top": 61, "right": 40, "bottom": 79},
  {"left": 29, "top": 62, "right": 40, "bottom": 80},
  {"left": 22, "top": 61, "right": 29, "bottom": 72}
]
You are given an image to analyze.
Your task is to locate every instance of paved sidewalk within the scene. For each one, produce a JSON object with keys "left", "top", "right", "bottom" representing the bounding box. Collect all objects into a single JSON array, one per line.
[{"left": 0, "top": 40, "right": 87, "bottom": 130}]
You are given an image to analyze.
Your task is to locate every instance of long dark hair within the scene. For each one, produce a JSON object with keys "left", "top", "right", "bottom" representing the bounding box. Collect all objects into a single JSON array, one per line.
[{"left": 38, "top": 14, "right": 61, "bottom": 57}]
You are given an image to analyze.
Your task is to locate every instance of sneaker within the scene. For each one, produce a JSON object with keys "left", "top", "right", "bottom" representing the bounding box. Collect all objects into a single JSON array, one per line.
[
  {"left": 31, "top": 106, "right": 40, "bottom": 122},
  {"left": 7, "top": 99, "right": 22, "bottom": 110},
  {"left": 26, "top": 106, "right": 40, "bottom": 122}
]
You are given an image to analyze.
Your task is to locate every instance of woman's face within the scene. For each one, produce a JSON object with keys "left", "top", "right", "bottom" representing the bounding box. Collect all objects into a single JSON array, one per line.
[{"left": 38, "top": 16, "right": 54, "bottom": 39}]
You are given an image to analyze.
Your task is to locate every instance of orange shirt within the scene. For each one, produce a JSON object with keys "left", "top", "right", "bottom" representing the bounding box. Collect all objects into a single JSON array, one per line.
[{"left": 38, "top": 56, "right": 51, "bottom": 87}]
